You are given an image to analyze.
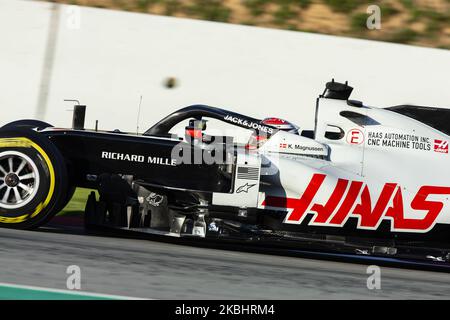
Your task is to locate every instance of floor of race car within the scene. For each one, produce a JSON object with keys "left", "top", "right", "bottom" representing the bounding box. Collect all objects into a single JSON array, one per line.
[{"left": 0, "top": 216, "right": 449, "bottom": 299}]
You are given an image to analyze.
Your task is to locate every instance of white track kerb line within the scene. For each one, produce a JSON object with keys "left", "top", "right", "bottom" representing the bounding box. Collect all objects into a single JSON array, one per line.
[{"left": 0, "top": 282, "right": 149, "bottom": 300}]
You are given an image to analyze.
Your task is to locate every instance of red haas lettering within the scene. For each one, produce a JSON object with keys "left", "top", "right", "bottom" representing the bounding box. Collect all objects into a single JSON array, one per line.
[{"left": 262, "top": 174, "right": 450, "bottom": 233}]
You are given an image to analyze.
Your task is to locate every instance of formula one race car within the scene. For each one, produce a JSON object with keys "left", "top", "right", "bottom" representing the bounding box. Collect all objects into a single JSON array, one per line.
[{"left": 1, "top": 80, "right": 450, "bottom": 265}]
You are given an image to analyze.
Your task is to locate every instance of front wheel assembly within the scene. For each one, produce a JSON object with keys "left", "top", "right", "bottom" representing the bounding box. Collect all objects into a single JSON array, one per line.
[{"left": 0, "top": 128, "right": 69, "bottom": 229}]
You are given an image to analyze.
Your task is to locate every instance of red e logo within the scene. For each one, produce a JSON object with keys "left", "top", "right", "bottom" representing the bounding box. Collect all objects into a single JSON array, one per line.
[{"left": 347, "top": 129, "right": 364, "bottom": 145}]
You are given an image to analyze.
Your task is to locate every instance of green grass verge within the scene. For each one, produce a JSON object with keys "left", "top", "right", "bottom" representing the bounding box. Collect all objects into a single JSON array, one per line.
[
  {"left": 0, "top": 285, "right": 114, "bottom": 300},
  {"left": 58, "top": 188, "right": 98, "bottom": 217}
]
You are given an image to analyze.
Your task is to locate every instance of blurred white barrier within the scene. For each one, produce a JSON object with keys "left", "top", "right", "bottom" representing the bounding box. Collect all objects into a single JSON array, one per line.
[{"left": 1, "top": 0, "right": 449, "bottom": 133}]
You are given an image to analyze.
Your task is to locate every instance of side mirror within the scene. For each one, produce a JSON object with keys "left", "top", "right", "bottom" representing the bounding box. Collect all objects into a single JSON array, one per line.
[
  {"left": 188, "top": 118, "right": 207, "bottom": 131},
  {"left": 185, "top": 119, "right": 208, "bottom": 142}
]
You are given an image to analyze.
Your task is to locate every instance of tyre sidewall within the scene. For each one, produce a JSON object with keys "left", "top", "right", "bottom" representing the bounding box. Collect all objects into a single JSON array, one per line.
[{"left": 0, "top": 128, "right": 68, "bottom": 229}]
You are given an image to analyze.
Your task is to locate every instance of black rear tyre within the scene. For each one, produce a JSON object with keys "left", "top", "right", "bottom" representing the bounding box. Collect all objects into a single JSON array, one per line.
[
  {"left": 2, "top": 120, "right": 53, "bottom": 131},
  {"left": 0, "top": 128, "right": 68, "bottom": 229}
]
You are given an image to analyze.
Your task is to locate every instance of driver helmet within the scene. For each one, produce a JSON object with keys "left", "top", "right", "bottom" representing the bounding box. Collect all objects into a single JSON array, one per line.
[
  {"left": 246, "top": 117, "right": 300, "bottom": 150},
  {"left": 261, "top": 117, "right": 300, "bottom": 134}
]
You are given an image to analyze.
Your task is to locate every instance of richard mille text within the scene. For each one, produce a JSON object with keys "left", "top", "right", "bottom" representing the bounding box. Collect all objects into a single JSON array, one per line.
[{"left": 101, "top": 151, "right": 177, "bottom": 166}]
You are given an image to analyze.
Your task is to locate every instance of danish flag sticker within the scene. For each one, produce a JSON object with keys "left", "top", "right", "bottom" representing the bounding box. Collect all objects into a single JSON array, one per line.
[{"left": 434, "top": 139, "right": 448, "bottom": 153}]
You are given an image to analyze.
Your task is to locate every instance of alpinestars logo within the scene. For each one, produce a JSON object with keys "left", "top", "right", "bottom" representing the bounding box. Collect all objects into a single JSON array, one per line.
[
  {"left": 236, "top": 183, "right": 256, "bottom": 193},
  {"left": 434, "top": 139, "right": 448, "bottom": 153}
]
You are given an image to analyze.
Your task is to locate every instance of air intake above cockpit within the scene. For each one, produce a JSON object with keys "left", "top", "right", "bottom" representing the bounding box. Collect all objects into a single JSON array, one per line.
[{"left": 322, "top": 79, "right": 353, "bottom": 100}]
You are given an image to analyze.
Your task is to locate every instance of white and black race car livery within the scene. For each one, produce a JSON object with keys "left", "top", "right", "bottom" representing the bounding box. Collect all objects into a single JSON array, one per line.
[{"left": 1, "top": 80, "right": 450, "bottom": 264}]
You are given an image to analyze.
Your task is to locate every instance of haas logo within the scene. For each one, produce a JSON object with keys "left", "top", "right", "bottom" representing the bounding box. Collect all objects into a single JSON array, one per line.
[
  {"left": 262, "top": 174, "right": 450, "bottom": 233},
  {"left": 434, "top": 139, "right": 448, "bottom": 153}
]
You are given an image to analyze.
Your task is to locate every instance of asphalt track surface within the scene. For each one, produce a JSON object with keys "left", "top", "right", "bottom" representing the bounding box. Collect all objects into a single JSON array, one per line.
[{"left": 0, "top": 220, "right": 449, "bottom": 299}]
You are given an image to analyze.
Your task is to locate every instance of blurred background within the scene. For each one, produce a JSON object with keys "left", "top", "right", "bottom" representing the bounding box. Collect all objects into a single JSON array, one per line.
[
  {"left": 0, "top": 0, "right": 449, "bottom": 300},
  {"left": 0, "top": 0, "right": 449, "bottom": 133},
  {"left": 48, "top": 0, "right": 450, "bottom": 48}
]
